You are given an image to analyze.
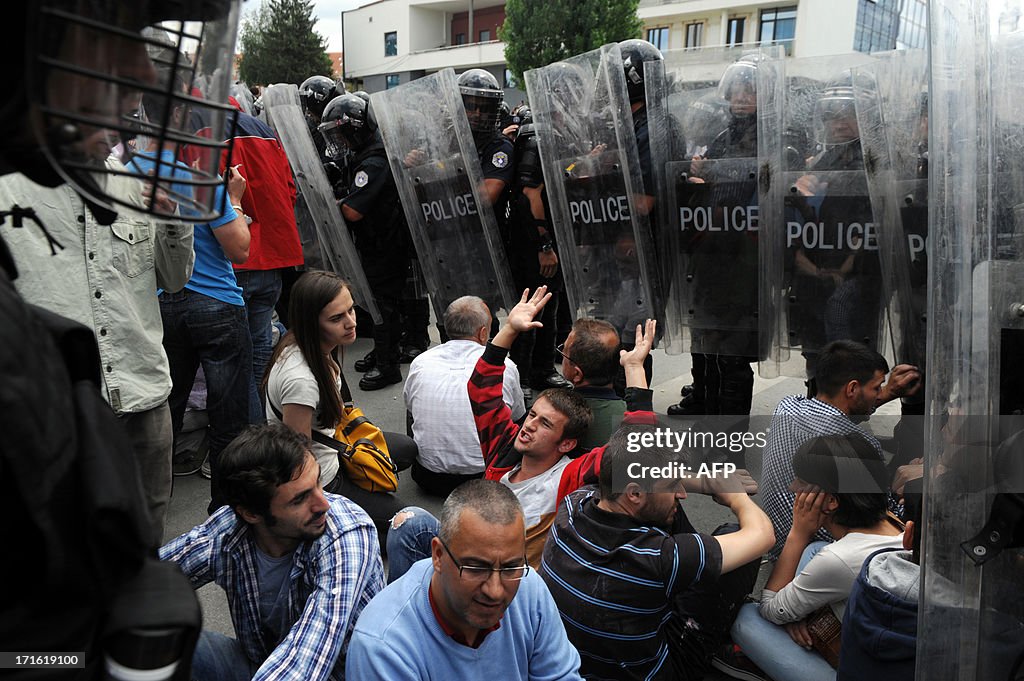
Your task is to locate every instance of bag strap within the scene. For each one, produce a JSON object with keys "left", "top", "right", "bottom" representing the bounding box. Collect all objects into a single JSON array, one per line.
[
  {"left": 339, "top": 373, "right": 355, "bottom": 407},
  {"left": 267, "top": 398, "right": 350, "bottom": 455}
]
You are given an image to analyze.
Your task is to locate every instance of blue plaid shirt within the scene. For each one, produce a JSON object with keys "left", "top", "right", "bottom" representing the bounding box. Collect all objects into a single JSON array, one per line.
[
  {"left": 760, "top": 395, "right": 883, "bottom": 559},
  {"left": 160, "top": 493, "right": 384, "bottom": 681}
]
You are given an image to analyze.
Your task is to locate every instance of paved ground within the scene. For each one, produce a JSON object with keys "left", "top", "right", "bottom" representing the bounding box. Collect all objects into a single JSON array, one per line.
[{"left": 164, "top": 321, "right": 900, "bottom": 677}]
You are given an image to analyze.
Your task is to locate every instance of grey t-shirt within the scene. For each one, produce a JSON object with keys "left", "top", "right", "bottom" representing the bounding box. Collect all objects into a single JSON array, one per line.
[{"left": 254, "top": 546, "right": 295, "bottom": 648}]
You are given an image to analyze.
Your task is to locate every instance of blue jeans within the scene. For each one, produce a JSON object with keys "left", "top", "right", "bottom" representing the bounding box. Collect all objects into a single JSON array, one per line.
[
  {"left": 386, "top": 506, "right": 439, "bottom": 583},
  {"left": 160, "top": 289, "right": 253, "bottom": 511},
  {"left": 191, "top": 631, "right": 256, "bottom": 681},
  {"left": 235, "top": 269, "right": 282, "bottom": 421},
  {"left": 731, "top": 541, "right": 835, "bottom": 681}
]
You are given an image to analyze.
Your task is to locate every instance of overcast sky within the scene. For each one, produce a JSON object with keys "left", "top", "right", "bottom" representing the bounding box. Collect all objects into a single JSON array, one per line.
[{"left": 239, "top": 0, "right": 369, "bottom": 53}]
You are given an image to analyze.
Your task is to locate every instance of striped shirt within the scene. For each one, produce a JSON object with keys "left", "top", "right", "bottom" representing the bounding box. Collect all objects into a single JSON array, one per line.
[
  {"left": 540, "top": 488, "right": 723, "bottom": 680},
  {"left": 159, "top": 493, "right": 384, "bottom": 681}
]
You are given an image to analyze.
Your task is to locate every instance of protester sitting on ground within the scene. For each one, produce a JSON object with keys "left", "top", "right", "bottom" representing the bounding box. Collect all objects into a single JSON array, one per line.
[
  {"left": 346, "top": 479, "right": 582, "bottom": 679},
  {"left": 730, "top": 433, "right": 905, "bottom": 681},
  {"left": 386, "top": 286, "right": 658, "bottom": 578},
  {"left": 263, "top": 271, "right": 417, "bottom": 538},
  {"left": 404, "top": 295, "right": 525, "bottom": 498},
  {"left": 541, "top": 422, "right": 774, "bottom": 680},
  {"left": 760, "top": 340, "right": 920, "bottom": 557},
  {"left": 558, "top": 317, "right": 628, "bottom": 452},
  {"left": 160, "top": 423, "right": 384, "bottom": 681},
  {"left": 838, "top": 477, "right": 922, "bottom": 680}
]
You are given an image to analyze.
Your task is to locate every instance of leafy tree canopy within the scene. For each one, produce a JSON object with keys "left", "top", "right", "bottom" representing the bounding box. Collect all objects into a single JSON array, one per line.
[{"left": 238, "top": 0, "right": 334, "bottom": 86}]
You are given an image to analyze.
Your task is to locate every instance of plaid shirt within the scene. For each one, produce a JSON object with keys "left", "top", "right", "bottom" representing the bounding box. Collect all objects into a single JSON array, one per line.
[
  {"left": 760, "top": 395, "right": 883, "bottom": 559},
  {"left": 159, "top": 493, "right": 384, "bottom": 681}
]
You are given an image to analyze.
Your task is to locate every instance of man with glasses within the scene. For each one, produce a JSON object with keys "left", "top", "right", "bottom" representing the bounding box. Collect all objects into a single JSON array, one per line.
[
  {"left": 557, "top": 318, "right": 628, "bottom": 451},
  {"left": 346, "top": 479, "right": 583, "bottom": 680}
]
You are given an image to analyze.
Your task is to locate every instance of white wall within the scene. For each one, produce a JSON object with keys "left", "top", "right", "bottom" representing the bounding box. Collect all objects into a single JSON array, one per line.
[
  {"left": 408, "top": 6, "right": 447, "bottom": 52},
  {"left": 795, "top": 0, "right": 857, "bottom": 56},
  {"left": 343, "top": 0, "right": 411, "bottom": 78}
]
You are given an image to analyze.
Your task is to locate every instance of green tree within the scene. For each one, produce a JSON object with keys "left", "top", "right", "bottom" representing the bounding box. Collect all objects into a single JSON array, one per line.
[
  {"left": 499, "top": 0, "right": 643, "bottom": 85},
  {"left": 238, "top": 0, "right": 334, "bottom": 86}
]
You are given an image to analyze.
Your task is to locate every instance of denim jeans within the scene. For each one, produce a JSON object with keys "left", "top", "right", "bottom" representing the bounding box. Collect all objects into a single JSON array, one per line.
[
  {"left": 731, "top": 541, "right": 836, "bottom": 681},
  {"left": 385, "top": 506, "right": 439, "bottom": 583},
  {"left": 191, "top": 631, "right": 256, "bottom": 681},
  {"left": 160, "top": 289, "right": 253, "bottom": 511},
  {"left": 235, "top": 269, "right": 282, "bottom": 421}
]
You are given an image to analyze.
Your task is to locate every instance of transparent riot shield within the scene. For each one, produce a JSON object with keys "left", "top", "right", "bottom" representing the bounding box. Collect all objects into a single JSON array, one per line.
[
  {"left": 263, "top": 84, "right": 381, "bottom": 323},
  {"left": 262, "top": 84, "right": 326, "bottom": 271},
  {"left": 918, "top": 2, "right": 1024, "bottom": 678},
  {"left": 230, "top": 82, "right": 255, "bottom": 116},
  {"left": 759, "top": 53, "right": 883, "bottom": 379},
  {"left": 371, "top": 69, "right": 515, "bottom": 319},
  {"left": 853, "top": 49, "right": 929, "bottom": 372},
  {"left": 646, "top": 47, "right": 780, "bottom": 358},
  {"left": 525, "top": 44, "right": 660, "bottom": 345}
]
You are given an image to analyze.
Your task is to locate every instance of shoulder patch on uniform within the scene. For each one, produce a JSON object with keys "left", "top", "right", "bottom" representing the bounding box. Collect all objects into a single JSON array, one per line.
[
  {"left": 354, "top": 170, "right": 369, "bottom": 187},
  {"left": 491, "top": 151, "right": 509, "bottom": 168}
]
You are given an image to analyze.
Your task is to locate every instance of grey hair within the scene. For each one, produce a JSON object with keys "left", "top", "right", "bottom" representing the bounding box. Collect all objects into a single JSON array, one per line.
[
  {"left": 443, "top": 296, "right": 491, "bottom": 340},
  {"left": 438, "top": 479, "right": 524, "bottom": 543}
]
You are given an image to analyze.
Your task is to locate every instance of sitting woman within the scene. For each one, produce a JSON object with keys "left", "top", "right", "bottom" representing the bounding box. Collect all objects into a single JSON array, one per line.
[
  {"left": 263, "top": 270, "right": 417, "bottom": 539},
  {"left": 730, "top": 433, "right": 904, "bottom": 681}
]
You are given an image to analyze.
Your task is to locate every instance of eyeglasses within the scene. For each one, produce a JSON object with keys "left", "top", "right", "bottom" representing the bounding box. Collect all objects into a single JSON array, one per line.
[
  {"left": 439, "top": 539, "right": 530, "bottom": 583},
  {"left": 555, "top": 342, "right": 576, "bottom": 366}
]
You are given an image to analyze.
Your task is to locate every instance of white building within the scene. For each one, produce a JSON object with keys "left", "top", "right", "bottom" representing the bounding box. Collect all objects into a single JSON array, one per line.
[
  {"left": 341, "top": 0, "right": 526, "bottom": 103},
  {"left": 340, "top": 0, "right": 926, "bottom": 96}
]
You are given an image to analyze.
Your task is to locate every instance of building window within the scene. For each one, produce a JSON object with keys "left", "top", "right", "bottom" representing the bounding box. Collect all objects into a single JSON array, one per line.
[
  {"left": 646, "top": 27, "right": 669, "bottom": 51},
  {"left": 454, "top": 32, "right": 466, "bottom": 45},
  {"left": 897, "top": 0, "right": 927, "bottom": 49},
  {"left": 759, "top": 6, "right": 796, "bottom": 54},
  {"left": 384, "top": 31, "right": 397, "bottom": 57},
  {"left": 504, "top": 68, "right": 516, "bottom": 89},
  {"left": 386, "top": 74, "right": 400, "bottom": 89},
  {"left": 479, "top": 29, "right": 491, "bottom": 42},
  {"left": 854, "top": 0, "right": 925, "bottom": 52},
  {"left": 685, "top": 22, "right": 703, "bottom": 49},
  {"left": 727, "top": 17, "right": 746, "bottom": 46}
]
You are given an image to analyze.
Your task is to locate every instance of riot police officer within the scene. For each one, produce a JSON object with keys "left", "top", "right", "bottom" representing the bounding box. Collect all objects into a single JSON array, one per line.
[
  {"left": 458, "top": 69, "right": 515, "bottom": 217},
  {"left": 506, "top": 105, "right": 572, "bottom": 390},
  {"left": 320, "top": 94, "right": 413, "bottom": 390}
]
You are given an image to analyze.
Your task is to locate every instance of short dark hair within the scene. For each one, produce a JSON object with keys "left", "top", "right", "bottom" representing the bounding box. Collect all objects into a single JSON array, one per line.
[
  {"left": 793, "top": 433, "right": 889, "bottom": 529},
  {"left": 599, "top": 423, "right": 691, "bottom": 500},
  {"left": 568, "top": 318, "right": 620, "bottom": 386},
  {"left": 216, "top": 423, "right": 312, "bottom": 519},
  {"left": 438, "top": 479, "right": 523, "bottom": 543},
  {"left": 814, "top": 340, "right": 889, "bottom": 397},
  {"left": 536, "top": 388, "right": 592, "bottom": 443}
]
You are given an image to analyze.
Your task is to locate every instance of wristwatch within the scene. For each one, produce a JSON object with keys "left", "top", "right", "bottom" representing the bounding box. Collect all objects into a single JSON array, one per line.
[{"left": 538, "top": 242, "right": 554, "bottom": 253}]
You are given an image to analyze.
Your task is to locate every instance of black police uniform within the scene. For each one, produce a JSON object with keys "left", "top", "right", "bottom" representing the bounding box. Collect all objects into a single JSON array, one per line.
[
  {"left": 341, "top": 136, "right": 412, "bottom": 385},
  {"left": 507, "top": 126, "right": 566, "bottom": 387}
]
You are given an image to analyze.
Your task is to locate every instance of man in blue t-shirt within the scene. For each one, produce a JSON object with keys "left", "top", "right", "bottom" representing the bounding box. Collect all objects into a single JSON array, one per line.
[{"left": 129, "top": 77, "right": 253, "bottom": 512}]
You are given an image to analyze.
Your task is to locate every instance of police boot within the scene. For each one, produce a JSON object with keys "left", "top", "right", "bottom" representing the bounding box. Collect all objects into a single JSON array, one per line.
[
  {"left": 530, "top": 370, "right": 573, "bottom": 391},
  {"left": 667, "top": 393, "right": 705, "bottom": 416},
  {"left": 679, "top": 383, "right": 695, "bottom": 398},
  {"left": 354, "top": 351, "right": 376, "bottom": 373},
  {"left": 359, "top": 364, "right": 402, "bottom": 391},
  {"left": 399, "top": 344, "right": 427, "bottom": 363}
]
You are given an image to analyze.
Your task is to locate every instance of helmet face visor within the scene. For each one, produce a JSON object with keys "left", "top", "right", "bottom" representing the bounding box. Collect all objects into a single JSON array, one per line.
[
  {"left": 462, "top": 94, "right": 500, "bottom": 137},
  {"left": 29, "top": 1, "right": 242, "bottom": 221},
  {"left": 813, "top": 90, "right": 859, "bottom": 145}
]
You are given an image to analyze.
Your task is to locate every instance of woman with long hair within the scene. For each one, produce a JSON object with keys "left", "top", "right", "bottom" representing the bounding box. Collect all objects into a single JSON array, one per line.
[{"left": 262, "top": 270, "right": 416, "bottom": 537}]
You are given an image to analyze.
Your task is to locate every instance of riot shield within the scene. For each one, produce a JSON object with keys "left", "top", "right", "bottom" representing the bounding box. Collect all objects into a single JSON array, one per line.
[
  {"left": 525, "top": 44, "right": 660, "bottom": 344},
  {"left": 646, "top": 47, "right": 781, "bottom": 358},
  {"left": 371, "top": 69, "right": 515, "bottom": 319},
  {"left": 918, "top": 3, "right": 1024, "bottom": 678},
  {"left": 230, "top": 82, "right": 255, "bottom": 116},
  {"left": 853, "top": 50, "right": 929, "bottom": 373},
  {"left": 759, "top": 53, "right": 884, "bottom": 379},
  {"left": 263, "top": 84, "right": 381, "bottom": 323}
]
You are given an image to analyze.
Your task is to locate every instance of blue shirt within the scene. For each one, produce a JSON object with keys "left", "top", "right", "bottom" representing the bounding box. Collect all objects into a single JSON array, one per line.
[
  {"left": 160, "top": 493, "right": 384, "bottom": 681},
  {"left": 346, "top": 559, "right": 583, "bottom": 680},
  {"left": 129, "top": 150, "right": 244, "bottom": 306}
]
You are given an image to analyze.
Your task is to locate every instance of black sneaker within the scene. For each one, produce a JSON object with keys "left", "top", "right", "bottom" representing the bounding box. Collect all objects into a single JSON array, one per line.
[
  {"left": 711, "top": 644, "right": 768, "bottom": 681},
  {"left": 173, "top": 439, "right": 208, "bottom": 477},
  {"left": 354, "top": 351, "right": 376, "bottom": 373},
  {"left": 359, "top": 365, "right": 402, "bottom": 391}
]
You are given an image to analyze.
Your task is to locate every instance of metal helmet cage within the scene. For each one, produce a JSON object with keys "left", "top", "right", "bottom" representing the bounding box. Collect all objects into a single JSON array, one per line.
[{"left": 28, "top": 1, "right": 242, "bottom": 222}]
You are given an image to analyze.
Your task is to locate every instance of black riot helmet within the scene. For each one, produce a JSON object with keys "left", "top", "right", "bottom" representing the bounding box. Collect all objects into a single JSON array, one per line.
[
  {"left": 718, "top": 53, "right": 765, "bottom": 119},
  {"left": 299, "top": 75, "right": 342, "bottom": 123},
  {"left": 813, "top": 70, "right": 874, "bottom": 149},
  {"left": 499, "top": 101, "right": 514, "bottom": 130},
  {"left": 619, "top": 39, "right": 663, "bottom": 104},
  {"left": 458, "top": 68, "right": 503, "bottom": 145},
  {"left": 319, "top": 94, "right": 373, "bottom": 155},
  {"left": 8, "top": 0, "right": 242, "bottom": 222}
]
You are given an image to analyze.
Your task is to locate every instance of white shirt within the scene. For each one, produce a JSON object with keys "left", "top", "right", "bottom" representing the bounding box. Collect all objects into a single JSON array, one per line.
[{"left": 404, "top": 339, "right": 525, "bottom": 474}]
